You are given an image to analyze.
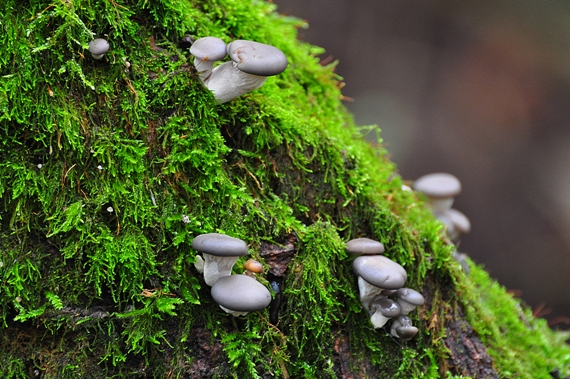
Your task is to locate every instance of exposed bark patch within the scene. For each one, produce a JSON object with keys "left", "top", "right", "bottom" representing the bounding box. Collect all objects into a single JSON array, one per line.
[
  {"left": 185, "top": 326, "right": 228, "bottom": 378},
  {"left": 444, "top": 306, "right": 499, "bottom": 379},
  {"left": 259, "top": 233, "right": 297, "bottom": 277},
  {"left": 332, "top": 331, "right": 354, "bottom": 379}
]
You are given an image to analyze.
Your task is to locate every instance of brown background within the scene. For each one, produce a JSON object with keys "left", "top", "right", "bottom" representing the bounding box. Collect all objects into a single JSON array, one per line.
[{"left": 275, "top": 0, "right": 570, "bottom": 327}]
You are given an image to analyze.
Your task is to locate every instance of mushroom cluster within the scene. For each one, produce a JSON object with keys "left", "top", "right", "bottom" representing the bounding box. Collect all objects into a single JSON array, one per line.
[
  {"left": 413, "top": 172, "right": 472, "bottom": 272},
  {"left": 190, "top": 37, "right": 288, "bottom": 103},
  {"left": 347, "top": 238, "right": 424, "bottom": 341},
  {"left": 413, "top": 173, "right": 471, "bottom": 244},
  {"left": 191, "top": 233, "right": 271, "bottom": 317}
]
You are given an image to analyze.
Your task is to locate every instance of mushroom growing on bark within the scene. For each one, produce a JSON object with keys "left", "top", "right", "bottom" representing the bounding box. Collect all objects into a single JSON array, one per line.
[
  {"left": 191, "top": 233, "right": 249, "bottom": 286},
  {"left": 413, "top": 172, "right": 462, "bottom": 213},
  {"left": 206, "top": 40, "right": 288, "bottom": 103},
  {"left": 353, "top": 255, "right": 408, "bottom": 310},
  {"left": 390, "top": 315, "right": 419, "bottom": 341},
  {"left": 189, "top": 36, "right": 227, "bottom": 84},
  {"left": 210, "top": 274, "right": 271, "bottom": 316},
  {"left": 88, "top": 38, "right": 110, "bottom": 60},
  {"left": 369, "top": 296, "right": 402, "bottom": 329}
]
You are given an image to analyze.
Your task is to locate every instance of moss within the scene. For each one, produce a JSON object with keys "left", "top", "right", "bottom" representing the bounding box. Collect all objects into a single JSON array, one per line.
[{"left": 0, "top": 0, "right": 569, "bottom": 378}]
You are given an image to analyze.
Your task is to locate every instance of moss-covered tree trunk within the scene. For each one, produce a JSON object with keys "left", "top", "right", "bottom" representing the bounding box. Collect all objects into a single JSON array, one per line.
[{"left": 1, "top": 1, "right": 569, "bottom": 378}]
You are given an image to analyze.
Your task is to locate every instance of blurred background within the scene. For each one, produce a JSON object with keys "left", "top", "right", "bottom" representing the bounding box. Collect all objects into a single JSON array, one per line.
[{"left": 274, "top": 0, "right": 570, "bottom": 328}]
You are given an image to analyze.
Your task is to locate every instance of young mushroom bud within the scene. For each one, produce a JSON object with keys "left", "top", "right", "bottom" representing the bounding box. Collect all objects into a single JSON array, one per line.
[
  {"left": 244, "top": 259, "right": 264, "bottom": 277},
  {"left": 192, "top": 233, "right": 249, "bottom": 286},
  {"left": 413, "top": 173, "right": 462, "bottom": 213},
  {"left": 390, "top": 315, "right": 419, "bottom": 341},
  {"left": 88, "top": 38, "right": 110, "bottom": 60},
  {"left": 189, "top": 36, "right": 227, "bottom": 85},
  {"left": 206, "top": 40, "right": 288, "bottom": 103},
  {"left": 395, "top": 288, "right": 425, "bottom": 315},
  {"left": 210, "top": 274, "right": 271, "bottom": 316}
]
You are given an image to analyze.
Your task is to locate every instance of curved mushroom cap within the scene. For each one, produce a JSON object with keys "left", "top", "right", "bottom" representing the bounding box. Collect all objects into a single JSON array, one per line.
[
  {"left": 192, "top": 233, "right": 248, "bottom": 256},
  {"left": 446, "top": 208, "right": 471, "bottom": 234},
  {"left": 346, "top": 238, "right": 384, "bottom": 255},
  {"left": 88, "top": 38, "right": 110, "bottom": 55},
  {"left": 396, "top": 325, "right": 419, "bottom": 340},
  {"left": 211, "top": 274, "right": 271, "bottom": 312},
  {"left": 190, "top": 36, "right": 227, "bottom": 61},
  {"left": 413, "top": 173, "right": 461, "bottom": 198},
  {"left": 370, "top": 296, "right": 401, "bottom": 317},
  {"left": 227, "top": 40, "right": 288, "bottom": 76},
  {"left": 353, "top": 255, "right": 407, "bottom": 290},
  {"left": 396, "top": 288, "right": 425, "bottom": 306}
]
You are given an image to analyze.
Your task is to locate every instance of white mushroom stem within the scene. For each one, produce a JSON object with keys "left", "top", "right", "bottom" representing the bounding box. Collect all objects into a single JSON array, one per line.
[
  {"left": 193, "top": 57, "right": 216, "bottom": 84},
  {"left": 206, "top": 61, "right": 267, "bottom": 104},
  {"left": 202, "top": 253, "right": 240, "bottom": 286},
  {"left": 428, "top": 197, "right": 454, "bottom": 213},
  {"left": 368, "top": 304, "right": 392, "bottom": 329},
  {"left": 219, "top": 305, "right": 249, "bottom": 317},
  {"left": 357, "top": 276, "right": 384, "bottom": 313},
  {"left": 194, "top": 255, "right": 205, "bottom": 274}
]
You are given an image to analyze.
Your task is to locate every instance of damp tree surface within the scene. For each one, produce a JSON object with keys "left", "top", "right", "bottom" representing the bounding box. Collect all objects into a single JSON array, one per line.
[{"left": 1, "top": 1, "right": 569, "bottom": 378}]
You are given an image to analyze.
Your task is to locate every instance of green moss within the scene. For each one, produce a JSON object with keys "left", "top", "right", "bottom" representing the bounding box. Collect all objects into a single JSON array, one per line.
[{"left": 1, "top": 0, "right": 569, "bottom": 378}]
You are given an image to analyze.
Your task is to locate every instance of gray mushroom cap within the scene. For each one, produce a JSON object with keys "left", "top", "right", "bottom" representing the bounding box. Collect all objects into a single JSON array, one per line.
[
  {"left": 211, "top": 274, "right": 271, "bottom": 312},
  {"left": 227, "top": 40, "right": 288, "bottom": 76},
  {"left": 413, "top": 173, "right": 461, "bottom": 199},
  {"left": 396, "top": 288, "right": 425, "bottom": 306},
  {"left": 370, "top": 296, "right": 401, "bottom": 317},
  {"left": 192, "top": 233, "right": 248, "bottom": 256},
  {"left": 353, "top": 255, "right": 407, "bottom": 290},
  {"left": 190, "top": 37, "right": 227, "bottom": 61},
  {"left": 346, "top": 238, "right": 385, "bottom": 255},
  {"left": 446, "top": 208, "right": 471, "bottom": 234},
  {"left": 88, "top": 38, "right": 110, "bottom": 55}
]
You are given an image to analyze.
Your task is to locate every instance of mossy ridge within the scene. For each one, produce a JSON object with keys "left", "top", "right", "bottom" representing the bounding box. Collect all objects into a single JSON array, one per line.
[{"left": 0, "top": 0, "right": 569, "bottom": 378}]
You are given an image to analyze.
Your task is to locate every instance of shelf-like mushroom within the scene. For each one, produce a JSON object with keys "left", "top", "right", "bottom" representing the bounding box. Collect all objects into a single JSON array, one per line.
[
  {"left": 207, "top": 40, "right": 288, "bottom": 103},
  {"left": 192, "top": 233, "right": 249, "bottom": 286},
  {"left": 190, "top": 36, "right": 227, "bottom": 85},
  {"left": 211, "top": 274, "right": 271, "bottom": 316},
  {"left": 346, "top": 237, "right": 385, "bottom": 256},
  {"left": 413, "top": 172, "right": 462, "bottom": 212}
]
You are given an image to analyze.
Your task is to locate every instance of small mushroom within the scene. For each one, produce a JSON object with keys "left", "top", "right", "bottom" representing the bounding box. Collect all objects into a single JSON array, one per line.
[
  {"left": 390, "top": 315, "right": 419, "bottom": 341},
  {"left": 210, "top": 274, "right": 271, "bottom": 316},
  {"left": 413, "top": 173, "right": 462, "bottom": 212},
  {"left": 435, "top": 208, "right": 471, "bottom": 242},
  {"left": 353, "top": 255, "right": 407, "bottom": 310},
  {"left": 189, "top": 37, "right": 227, "bottom": 85},
  {"left": 206, "top": 40, "right": 288, "bottom": 103},
  {"left": 395, "top": 288, "right": 425, "bottom": 315},
  {"left": 192, "top": 233, "right": 249, "bottom": 286},
  {"left": 244, "top": 259, "right": 264, "bottom": 277},
  {"left": 346, "top": 238, "right": 385, "bottom": 255},
  {"left": 369, "top": 297, "right": 402, "bottom": 329},
  {"left": 88, "top": 38, "right": 110, "bottom": 60}
]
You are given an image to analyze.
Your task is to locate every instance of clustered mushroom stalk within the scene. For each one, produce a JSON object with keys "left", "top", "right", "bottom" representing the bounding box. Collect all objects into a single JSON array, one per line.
[
  {"left": 190, "top": 38, "right": 288, "bottom": 103},
  {"left": 191, "top": 233, "right": 272, "bottom": 317},
  {"left": 191, "top": 233, "right": 249, "bottom": 286},
  {"left": 413, "top": 172, "right": 472, "bottom": 272},
  {"left": 347, "top": 237, "right": 425, "bottom": 339},
  {"left": 189, "top": 36, "right": 227, "bottom": 84}
]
